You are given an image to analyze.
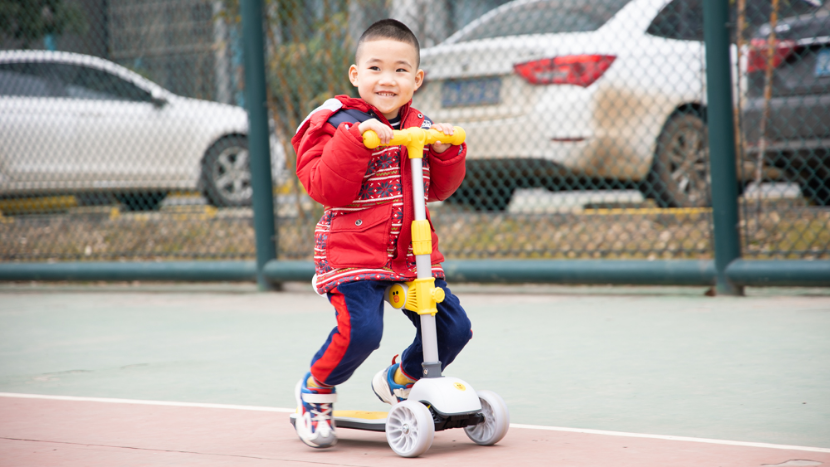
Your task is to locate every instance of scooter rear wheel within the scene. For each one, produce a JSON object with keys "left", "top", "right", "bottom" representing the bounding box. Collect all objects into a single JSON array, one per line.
[
  {"left": 385, "top": 400, "right": 435, "bottom": 457},
  {"left": 465, "top": 390, "right": 510, "bottom": 446}
]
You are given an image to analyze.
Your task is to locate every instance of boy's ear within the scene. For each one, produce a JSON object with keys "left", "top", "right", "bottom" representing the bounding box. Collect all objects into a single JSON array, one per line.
[
  {"left": 349, "top": 65, "right": 359, "bottom": 87},
  {"left": 414, "top": 69, "right": 425, "bottom": 91}
]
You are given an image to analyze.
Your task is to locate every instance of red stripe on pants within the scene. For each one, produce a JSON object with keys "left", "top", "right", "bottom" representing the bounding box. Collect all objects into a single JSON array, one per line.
[{"left": 310, "top": 291, "right": 352, "bottom": 384}]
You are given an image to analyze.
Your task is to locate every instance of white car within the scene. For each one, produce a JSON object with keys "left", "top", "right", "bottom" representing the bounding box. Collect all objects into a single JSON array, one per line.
[
  {"left": 0, "top": 50, "right": 284, "bottom": 210},
  {"left": 415, "top": 0, "right": 818, "bottom": 209}
]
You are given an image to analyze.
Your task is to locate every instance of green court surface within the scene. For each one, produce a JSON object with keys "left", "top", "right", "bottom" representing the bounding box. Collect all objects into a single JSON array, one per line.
[{"left": 1, "top": 283, "right": 828, "bottom": 450}]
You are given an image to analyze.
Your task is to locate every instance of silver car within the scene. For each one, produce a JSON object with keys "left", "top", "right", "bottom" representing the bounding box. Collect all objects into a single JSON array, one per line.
[
  {"left": 0, "top": 50, "right": 283, "bottom": 209},
  {"left": 415, "top": 0, "right": 824, "bottom": 210}
]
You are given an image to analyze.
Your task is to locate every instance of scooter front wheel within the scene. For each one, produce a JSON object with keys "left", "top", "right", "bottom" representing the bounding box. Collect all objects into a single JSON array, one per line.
[
  {"left": 465, "top": 390, "right": 510, "bottom": 446},
  {"left": 385, "top": 400, "right": 435, "bottom": 457}
]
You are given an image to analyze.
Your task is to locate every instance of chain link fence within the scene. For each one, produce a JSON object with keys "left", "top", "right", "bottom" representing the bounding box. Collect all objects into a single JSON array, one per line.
[{"left": 1, "top": 0, "right": 828, "bottom": 264}]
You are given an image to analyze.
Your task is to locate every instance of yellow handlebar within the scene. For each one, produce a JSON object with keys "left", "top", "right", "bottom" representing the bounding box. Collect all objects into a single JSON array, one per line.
[{"left": 363, "top": 126, "right": 466, "bottom": 151}]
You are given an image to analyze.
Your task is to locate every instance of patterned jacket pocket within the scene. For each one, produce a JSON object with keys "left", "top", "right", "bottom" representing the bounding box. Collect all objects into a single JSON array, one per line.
[{"left": 327, "top": 203, "right": 393, "bottom": 269}]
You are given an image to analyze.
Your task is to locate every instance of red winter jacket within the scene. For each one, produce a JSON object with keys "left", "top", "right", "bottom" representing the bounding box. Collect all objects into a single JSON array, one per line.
[{"left": 292, "top": 95, "right": 466, "bottom": 293}]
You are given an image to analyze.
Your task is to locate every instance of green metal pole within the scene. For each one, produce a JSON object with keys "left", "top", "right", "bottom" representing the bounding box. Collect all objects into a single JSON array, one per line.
[
  {"left": 262, "top": 259, "right": 717, "bottom": 286},
  {"left": 703, "top": 0, "right": 743, "bottom": 296},
  {"left": 241, "top": 0, "right": 278, "bottom": 291}
]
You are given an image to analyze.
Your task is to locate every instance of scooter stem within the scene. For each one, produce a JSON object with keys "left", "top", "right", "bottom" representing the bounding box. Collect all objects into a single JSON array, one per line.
[{"left": 364, "top": 127, "right": 465, "bottom": 377}]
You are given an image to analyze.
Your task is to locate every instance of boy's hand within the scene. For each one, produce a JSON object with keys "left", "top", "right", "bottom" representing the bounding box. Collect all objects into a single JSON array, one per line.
[
  {"left": 430, "top": 123, "right": 455, "bottom": 153},
  {"left": 358, "top": 119, "right": 393, "bottom": 145}
]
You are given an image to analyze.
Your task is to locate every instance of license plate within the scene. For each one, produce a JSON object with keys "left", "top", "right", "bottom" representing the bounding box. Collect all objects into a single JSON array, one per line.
[
  {"left": 815, "top": 48, "right": 830, "bottom": 77},
  {"left": 441, "top": 77, "right": 501, "bottom": 108}
]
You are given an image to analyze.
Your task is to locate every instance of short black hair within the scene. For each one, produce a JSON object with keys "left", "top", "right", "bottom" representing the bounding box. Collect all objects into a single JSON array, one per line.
[{"left": 356, "top": 19, "right": 420, "bottom": 66}]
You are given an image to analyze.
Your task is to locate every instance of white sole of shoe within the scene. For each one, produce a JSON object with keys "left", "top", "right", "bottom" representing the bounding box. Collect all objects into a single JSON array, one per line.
[{"left": 371, "top": 368, "right": 397, "bottom": 405}]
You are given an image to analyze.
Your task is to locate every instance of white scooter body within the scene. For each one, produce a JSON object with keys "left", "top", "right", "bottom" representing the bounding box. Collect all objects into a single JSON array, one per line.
[{"left": 407, "top": 376, "right": 481, "bottom": 416}]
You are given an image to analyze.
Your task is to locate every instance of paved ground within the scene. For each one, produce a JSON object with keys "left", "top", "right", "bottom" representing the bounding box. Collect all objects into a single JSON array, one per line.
[{"left": 1, "top": 282, "right": 829, "bottom": 465}]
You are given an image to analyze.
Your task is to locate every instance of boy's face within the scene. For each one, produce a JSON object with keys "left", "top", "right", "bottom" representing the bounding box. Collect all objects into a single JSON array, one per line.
[{"left": 349, "top": 39, "right": 424, "bottom": 120}]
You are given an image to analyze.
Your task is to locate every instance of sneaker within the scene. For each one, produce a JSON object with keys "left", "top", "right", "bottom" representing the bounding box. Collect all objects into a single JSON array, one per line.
[
  {"left": 372, "top": 358, "right": 414, "bottom": 405},
  {"left": 294, "top": 372, "right": 337, "bottom": 448}
]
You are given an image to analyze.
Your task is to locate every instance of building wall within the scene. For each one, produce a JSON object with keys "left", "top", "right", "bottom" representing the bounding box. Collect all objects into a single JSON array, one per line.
[
  {"left": 108, "top": 0, "right": 222, "bottom": 101},
  {"left": 0, "top": 0, "right": 108, "bottom": 56}
]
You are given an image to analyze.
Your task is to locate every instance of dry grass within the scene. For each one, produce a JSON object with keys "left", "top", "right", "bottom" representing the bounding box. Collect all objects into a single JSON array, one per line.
[{"left": 1, "top": 201, "right": 827, "bottom": 262}]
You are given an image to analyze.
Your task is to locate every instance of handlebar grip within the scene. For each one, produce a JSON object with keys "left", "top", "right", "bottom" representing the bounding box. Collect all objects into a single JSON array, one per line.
[
  {"left": 363, "top": 131, "right": 382, "bottom": 149},
  {"left": 426, "top": 126, "right": 465, "bottom": 146}
]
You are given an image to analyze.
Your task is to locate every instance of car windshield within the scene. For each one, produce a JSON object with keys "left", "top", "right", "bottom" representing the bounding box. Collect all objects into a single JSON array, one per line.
[{"left": 454, "top": 0, "right": 632, "bottom": 42}]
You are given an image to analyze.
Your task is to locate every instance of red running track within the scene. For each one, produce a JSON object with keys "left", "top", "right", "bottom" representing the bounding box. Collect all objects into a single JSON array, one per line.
[{"left": 1, "top": 394, "right": 829, "bottom": 467}]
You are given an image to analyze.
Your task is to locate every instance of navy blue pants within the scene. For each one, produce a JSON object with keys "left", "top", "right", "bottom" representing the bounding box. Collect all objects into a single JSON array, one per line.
[{"left": 309, "top": 279, "right": 472, "bottom": 386}]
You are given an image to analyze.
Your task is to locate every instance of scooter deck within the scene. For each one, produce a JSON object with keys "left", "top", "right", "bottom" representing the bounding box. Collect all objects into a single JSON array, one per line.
[{"left": 289, "top": 410, "right": 388, "bottom": 432}]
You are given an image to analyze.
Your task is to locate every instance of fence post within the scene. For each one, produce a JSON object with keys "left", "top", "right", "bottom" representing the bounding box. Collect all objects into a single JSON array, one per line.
[
  {"left": 703, "top": 0, "right": 743, "bottom": 296},
  {"left": 241, "top": 0, "right": 279, "bottom": 291}
]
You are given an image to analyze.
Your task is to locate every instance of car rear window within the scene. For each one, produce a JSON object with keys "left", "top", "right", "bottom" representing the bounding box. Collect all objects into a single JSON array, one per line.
[
  {"left": 647, "top": 0, "right": 823, "bottom": 42},
  {"left": 454, "top": 0, "right": 631, "bottom": 42}
]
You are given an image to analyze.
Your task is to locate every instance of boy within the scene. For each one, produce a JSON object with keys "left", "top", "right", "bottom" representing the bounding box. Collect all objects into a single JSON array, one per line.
[{"left": 290, "top": 19, "right": 471, "bottom": 449}]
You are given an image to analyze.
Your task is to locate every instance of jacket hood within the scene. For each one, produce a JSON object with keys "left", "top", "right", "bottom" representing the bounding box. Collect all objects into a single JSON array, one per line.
[{"left": 292, "top": 94, "right": 415, "bottom": 152}]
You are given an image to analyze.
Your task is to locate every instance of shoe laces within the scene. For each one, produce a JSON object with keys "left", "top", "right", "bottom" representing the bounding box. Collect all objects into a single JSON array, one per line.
[{"left": 307, "top": 401, "right": 333, "bottom": 423}]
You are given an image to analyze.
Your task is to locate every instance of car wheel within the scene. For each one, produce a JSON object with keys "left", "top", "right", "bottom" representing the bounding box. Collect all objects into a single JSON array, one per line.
[
  {"left": 642, "top": 112, "right": 710, "bottom": 208},
  {"left": 114, "top": 191, "right": 167, "bottom": 211},
  {"left": 201, "top": 136, "right": 252, "bottom": 207}
]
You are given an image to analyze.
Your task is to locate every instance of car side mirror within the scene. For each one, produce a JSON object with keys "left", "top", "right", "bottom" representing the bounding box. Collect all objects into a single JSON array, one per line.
[{"left": 150, "top": 91, "right": 168, "bottom": 108}]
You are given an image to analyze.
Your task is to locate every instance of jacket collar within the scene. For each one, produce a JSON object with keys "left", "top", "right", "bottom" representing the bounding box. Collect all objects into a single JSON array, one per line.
[{"left": 335, "top": 94, "right": 413, "bottom": 127}]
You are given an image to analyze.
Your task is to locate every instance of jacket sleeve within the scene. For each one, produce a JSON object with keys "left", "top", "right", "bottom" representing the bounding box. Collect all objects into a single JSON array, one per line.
[
  {"left": 295, "top": 122, "right": 373, "bottom": 207},
  {"left": 426, "top": 142, "right": 467, "bottom": 202}
]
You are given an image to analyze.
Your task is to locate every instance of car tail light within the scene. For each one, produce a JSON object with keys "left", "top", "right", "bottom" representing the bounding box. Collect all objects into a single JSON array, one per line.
[
  {"left": 513, "top": 55, "right": 616, "bottom": 87},
  {"left": 747, "top": 38, "right": 796, "bottom": 73}
]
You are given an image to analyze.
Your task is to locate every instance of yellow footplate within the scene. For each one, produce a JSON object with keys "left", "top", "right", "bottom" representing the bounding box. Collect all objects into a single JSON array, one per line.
[
  {"left": 333, "top": 411, "right": 388, "bottom": 432},
  {"left": 333, "top": 410, "right": 388, "bottom": 420}
]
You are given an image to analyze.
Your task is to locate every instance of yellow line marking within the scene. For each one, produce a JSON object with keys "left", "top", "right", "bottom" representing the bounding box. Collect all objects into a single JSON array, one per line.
[
  {"left": 582, "top": 207, "right": 712, "bottom": 216},
  {"left": 0, "top": 196, "right": 78, "bottom": 214},
  {"left": 167, "top": 191, "right": 202, "bottom": 198},
  {"left": 161, "top": 205, "right": 218, "bottom": 220}
]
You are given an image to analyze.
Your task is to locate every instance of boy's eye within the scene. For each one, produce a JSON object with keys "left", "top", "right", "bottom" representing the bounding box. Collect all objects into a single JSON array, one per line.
[
  {"left": 369, "top": 66, "right": 380, "bottom": 71},
  {"left": 396, "top": 68, "right": 408, "bottom": 73}
]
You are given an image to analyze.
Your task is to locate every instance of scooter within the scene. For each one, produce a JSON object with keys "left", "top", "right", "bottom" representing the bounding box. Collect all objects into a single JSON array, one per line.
[{"left": 290, "top": 126, "right": 510, "bottom": 458}]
